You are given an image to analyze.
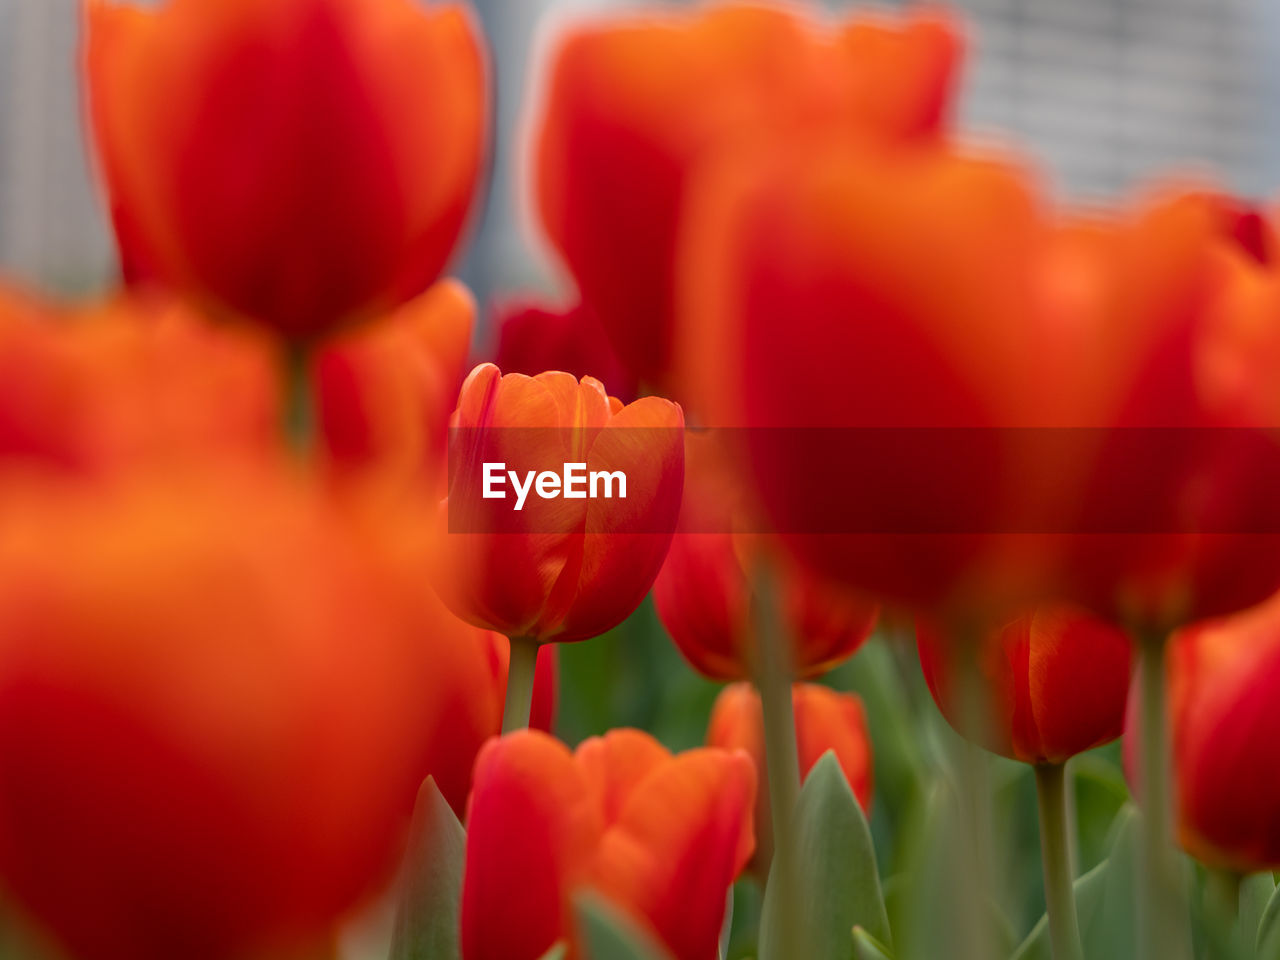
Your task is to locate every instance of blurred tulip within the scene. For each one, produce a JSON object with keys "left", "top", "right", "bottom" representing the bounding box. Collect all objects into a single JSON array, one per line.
[
  {"left": 653, "top": 435, "right": 877, "bottom": 680},
  {"left": 707, "top": 682, "right": 872, "bottom": 875},
  {"left": 86, "top": 0, "right": 487, "bottom": 340},
  {"left": 0, "top": 465, "right": 485, "bottom": 960},
  {"left": 1122, "top": 591, "right": 1280, "bottom": 872},
  {"left": 679, "top": 142, "right": 1055, "bottom": 614},
  {"left": 435, "top": 363, "right": 684, "bottom": 643},
  {"left": 0, "top": 286, "right": 277, "bottom": 476},
  {"left": 315, "top": 279, "right": 474, "bottom": 495},
  {"left": 487, "top": 299, "right": 637, "bottom": 403},
  {"left": 460, "top": 728, "right": 755, "bottom": 960},
  {"left": 917, "top": 606, "right": 1132, "bottom": 764},
  {"left": 535, "top": 4, "right": 960, "bottom": 390}
]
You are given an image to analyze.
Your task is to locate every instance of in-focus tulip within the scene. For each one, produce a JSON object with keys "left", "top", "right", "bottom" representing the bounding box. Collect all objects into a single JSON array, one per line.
[
  {"left": 0, "top": 286, "right": 277, "bottom": 476},
  {"left": 86, "top": 0, "right": 487, "bottom": 339},
  {"left": 460, "top": 728, "right": 755, "bottom": 960},
  {"left": 488, "top": 299, "right": 637, "bottom": 403},
  {"left": 315, "top": 279, "right": 474, "bottom": 495},
  {"left": 0, "top": 465, "right": 475, "bottom": 960},
  {"left": 435, "top": 363, "right": 684, "bottom": 643},
  {"left": 917, "top": 606, "right": 1133, "bottom": 765},
  {"left": 535, "top": 4, "right": 960, "bottom": 390},
  {"left": 1123, "top": 591, "right": 1280, "bottom": 872},
  {"left": 707, "top": 682, "right": 872, "bottom": 874},
  {"left": 653, "top": 434, "right": 877, "bottom": 680}
]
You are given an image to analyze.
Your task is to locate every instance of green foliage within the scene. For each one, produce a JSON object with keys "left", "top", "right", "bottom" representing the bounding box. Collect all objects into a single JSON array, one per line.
[
  {"left": 576, "top": 894, "right": 673, "bottom": 960},
  {"left": 388, "top": 777, "right": 466, "bottom": 960}
]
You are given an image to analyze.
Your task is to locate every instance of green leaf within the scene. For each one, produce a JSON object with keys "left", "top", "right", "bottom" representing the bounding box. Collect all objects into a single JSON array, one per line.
[
  {"left": 1256, "top": 879, "right": 1280, "bottom": 959},
  {"left": 1009, "top": 859, "right": 1108, "bottom": 960},
  {"left": 388, "top": 777, "right": 466, "bottom": 960},
  {"left": 1242, "top": 872, "right": 1276, "bottom": 944},
  {"left": 536, "top": 945, "right": 569, "bottom": 960},
  {"left": 575, "top": 893, "right": 672, "bottom": 960},
  {"left": 759, "top": 752, "right": 892, "bottom": 960},
  {"left": 1085, "top": 804, "right": 1140, "bottom": 960},
  {"left": 852, "top": 926, "right": 895, "bottom": 960}
]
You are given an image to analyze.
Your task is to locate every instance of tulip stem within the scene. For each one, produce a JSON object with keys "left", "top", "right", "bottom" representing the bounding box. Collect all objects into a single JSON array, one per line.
[
  {"left": 502, "top": 636, "right": 539, "bottom": 734},
  {"left": 1034, "top": 763, "right": 1085, "bottom": 960},
  {"left": 752, "top": 560, "right": 805, "bottom": 959},
  {"left": 282, "top": 341, "right": 316, "bottom": 454},
  {"left": 1136, "top": 628, "right": 1193, "bottom": 960}
]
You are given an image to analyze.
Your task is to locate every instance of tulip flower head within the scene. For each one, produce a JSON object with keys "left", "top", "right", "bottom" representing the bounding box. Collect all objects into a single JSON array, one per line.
[
  {"left": 535, "top": 3, "right": 961, "bottom": 390},
  {"left": 461, "top": 728, "right": 755, "bottom": 960},
  {"left": 707, "top": 682, "right": 872, "bottom": 875},
  {"left": 436, "top": 363, "right": 684, "bottom": 643},
  {"left": 85, "top": 0, "right": 488, "bottom": 340},
  {"left": 917, "top": 606, "right": 1133, "bottom": 765}
]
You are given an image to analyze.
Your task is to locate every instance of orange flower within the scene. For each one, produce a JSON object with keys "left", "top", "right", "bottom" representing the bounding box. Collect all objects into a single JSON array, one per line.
[
  {"left": 0, "top": 465, "right": 489, "bottom": 960},
  {"left": 917, "top": 606, "right": 1132, "bottom": 765},
  {"left": 653, "top": 435, "right": 877, "bottom": 680},
  {"left": 86, "top": 0, "right": 487, "bottom": 339},
  {"left": 435, "top": 363, "right": 684, "bottom": 643},
  {"left": 0, "top": 285, "right": 277, "bottom": 475},
  {"left": 315, "top": 279, "right": 474, "bottom": 495},
  {"left": 707, "top": 682, "right": 872, "bottom": 875},
  {"left": 678, "top": 141, "right": 1055, "bottom": 614},
  {"left": 1123, "top": 591, "right": 1280, "bottom": 872},
  {"left": 535, "top": 4, "right": 960, "bottom": 390},
  {"left": 460, "top": 728, "right": 755, "bottom": 960}
]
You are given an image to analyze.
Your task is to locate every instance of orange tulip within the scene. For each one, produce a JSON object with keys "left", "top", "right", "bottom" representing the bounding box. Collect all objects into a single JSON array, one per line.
[
  {"left": 917, "top": 606, "right": 1133, "bottom": 764},
  {"left": 315, "top": 279, "right": 474, "bottom": 495},
  {"left": 0, "top": 286, "right": 277, "bottom": 476},
  {"left": 535, "top": 4, "right": 960, "bottom": 390},
  {"left": 707, "top": 682, "right": 872, "bottom": 874},
  {"left": 0, "top": 465, "right": 487, "bottom": 960},
  {"left": 489, "top": 299, "right": 637, "bottom": 404},
  {"left": 460, "top": 728, "right": 755, "bottom": 960},
  {"left": 435, "top": 363, "right": 684, "bottom": 643},
  {"left": 86, "top": 0, "right": 487, "bottom": 339},
  {"left": 1122, "top": 591, "right": 1280, "bottom": 872},
  {"left": 653, "top": 434, "right": 877, "bottom": 680}
]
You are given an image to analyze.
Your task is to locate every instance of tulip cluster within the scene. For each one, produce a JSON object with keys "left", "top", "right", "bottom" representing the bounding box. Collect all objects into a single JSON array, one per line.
[{"left": 0, "top": 2, "right": 1278, "bottom": 960}]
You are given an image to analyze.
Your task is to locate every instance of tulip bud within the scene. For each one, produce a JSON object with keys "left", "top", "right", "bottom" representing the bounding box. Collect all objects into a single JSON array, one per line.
[
  {"left": 85, "top": 0, "right": 487, "bottom": 340},
  {"left": 460, "top": 728, "right": 755, "bottom": 960},
  {"left": 917, "top": 606, "right": 1132, "bottom": 765},
  {"left": 707, "top": 682, "right": 872, "bottom": 875},
  {"left": 435, "top": 363, "right": 684, "bottom": 643}
]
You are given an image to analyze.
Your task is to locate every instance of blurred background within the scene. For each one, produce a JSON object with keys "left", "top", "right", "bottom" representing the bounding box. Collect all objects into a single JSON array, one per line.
[
  {"left": 0, "top": 2, "right": 1272, "bottom": 956},
  {"left": 3, "top": 0, "right": 1280, "bottom": 305}
]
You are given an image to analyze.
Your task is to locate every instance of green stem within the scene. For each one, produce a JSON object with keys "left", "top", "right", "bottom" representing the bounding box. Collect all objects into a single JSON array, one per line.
[
  {"left": 1206, "top": 868, "right": 1243, "bottom": 958},
  {"left": 502, "top": 636, "right": 539, "bottom": 734},
  {"left": 1137, "top": 628, "right": 1193, "bottom": 960},
  {"left": 1035, "top": 764, "right": 1085, "bottom": 960},
  {"left": 752, "top": 561, "right": 805, "bottom": 958},
  {"left": 282, "top": 341, "right": 316, "bottom": 454}
]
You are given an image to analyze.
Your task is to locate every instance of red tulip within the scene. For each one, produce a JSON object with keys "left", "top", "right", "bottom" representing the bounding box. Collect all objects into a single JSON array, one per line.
[
  {"left": 86, "top": 0, "right": 487, "bottom": 339},
  {"left": 707, "top": 682, "right": 872, "bottom": 874},
  {"left": 488, "top": 299, "right": 637, "bottom": 403},
  {"left": 1123, "top": 591, "right": 1280, "bottom": 871},
  {"left": 0, "top": 465, "right": 476, "bottom": 960},
  {"left": 435, "top": 363, "right": 684, "bottom": 643},
  {"left": 460, "top": 728, "right": 755, "bottom": 960},
  {"left": 653, "top": 434, "right": 876, "bottom": 680},
  {"left": 535, "top": 3, "right": 961, "bottom": 389},
  {"left": 917, "top": 606, "right": 1133, "bottom": 764}
]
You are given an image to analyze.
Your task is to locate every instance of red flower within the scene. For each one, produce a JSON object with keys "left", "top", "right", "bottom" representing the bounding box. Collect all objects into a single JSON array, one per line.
[
  {"left": 460, "top": 728, "right": 755, "bottom": 960},
  {"left": 535, "top": 3, "right": 961, "bottom": 389},
  {"left": 707, "top": 682, "right": 872, "bottom": 874},
  {"left": 435, "top": 364, "right": 684, "bottom": 643},
  {"left": 917, "top": 606, "right": 1132, "bottom": 765},
  {"left": 86, "top": 0, "right": 487, "bottom": 339}
]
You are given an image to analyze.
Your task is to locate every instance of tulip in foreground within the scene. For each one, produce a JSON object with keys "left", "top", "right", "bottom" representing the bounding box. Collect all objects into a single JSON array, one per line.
[
  {"left": 708, "top": 682, "right": 872, "bottom": 876},
  {"left": 85, "top": 0, "right": 487, "bottom": 340},
  {"left": 460, "top": 728, "right": 755, "bottom": 960}
]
